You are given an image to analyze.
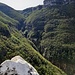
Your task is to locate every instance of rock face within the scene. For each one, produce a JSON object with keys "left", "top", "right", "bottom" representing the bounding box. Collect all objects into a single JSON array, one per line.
[
  {"left": 43, "top": 0, "right": 75, "bottom": 6},
  {"left": 44, "top": 0, "right": 63, "bottom": 6},
  {"left": 0, "top": 56, "right": 39, "bottom": 75}
]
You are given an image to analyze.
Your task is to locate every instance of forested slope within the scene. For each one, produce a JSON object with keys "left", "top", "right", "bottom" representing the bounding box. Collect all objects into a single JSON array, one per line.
[
  {"left": 23, "top": 3, "right": 75, "bottom": 75},
  {"left": 0, "top": 3, "right": 67, "bottom": 75}
]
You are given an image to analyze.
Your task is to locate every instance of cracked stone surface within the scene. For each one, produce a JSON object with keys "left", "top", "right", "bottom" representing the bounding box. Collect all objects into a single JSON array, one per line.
[{"left": 0, "top": 56, "right": 39, "bottom": 75}]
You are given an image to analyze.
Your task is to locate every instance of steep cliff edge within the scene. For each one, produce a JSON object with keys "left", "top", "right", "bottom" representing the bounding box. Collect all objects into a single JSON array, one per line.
[{"left": 43, "top": 0, "right": 75, "bottom": 6}]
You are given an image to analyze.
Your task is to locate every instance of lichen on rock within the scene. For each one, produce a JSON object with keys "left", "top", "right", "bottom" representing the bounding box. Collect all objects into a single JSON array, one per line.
[{"left": 0, "top": 56, "right": 39, "bottom": 75}]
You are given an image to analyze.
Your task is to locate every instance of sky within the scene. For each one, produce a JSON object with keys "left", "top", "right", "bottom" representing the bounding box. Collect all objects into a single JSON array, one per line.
[{"left": 0, "top": 0, "right": 44, "bottom": 10}]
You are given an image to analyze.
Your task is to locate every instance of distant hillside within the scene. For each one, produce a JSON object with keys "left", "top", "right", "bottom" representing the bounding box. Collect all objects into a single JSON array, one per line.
[
  {"left": 0, "top": 3, "right": 25, "bottom": 21},
  {"left": 0, "top": 3, "right": 25, "bottom": 30},
  {"left": 23, "top": 3, "right": 75, "bottom": 75},
  {"left": 19, "top": 5, "right": 43, "bottom": 18},
  {"left": 0, "top": 3, "right": 66, "bottom": 75},
  {"left": 0, "top": 11, "right": 18, "bottom": 26}
]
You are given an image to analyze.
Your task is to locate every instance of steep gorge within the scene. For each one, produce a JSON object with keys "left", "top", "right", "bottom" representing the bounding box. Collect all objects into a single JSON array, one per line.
[
  {"left": 0, "top": 2, "right": 67, "bottom": 75},
  {"left": 22, "top": 2, "right": 75, "bottom": 75}
]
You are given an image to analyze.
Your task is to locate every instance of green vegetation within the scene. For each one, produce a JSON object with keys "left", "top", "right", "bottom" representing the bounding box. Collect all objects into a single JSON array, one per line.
[
  {"left": 0, "top": 11, "right": 19, "bottom": 26},
  {"left": 0, "top": 3, "right": 25, "bottom": 21},
  {"left": 0, "top": 34, "right": 67, "bottom": 75},
  {"left": 0, "top": 3, "right": 25, "bottom": 30},
  {"left": 0, "top": 21, "right": 10, "bottom": 37},
  {"left": 23, "top": 3, "right": 75, "bottom": 75},
  {"left": 0, "top": 3, "right": 67, "bottom": 75}
]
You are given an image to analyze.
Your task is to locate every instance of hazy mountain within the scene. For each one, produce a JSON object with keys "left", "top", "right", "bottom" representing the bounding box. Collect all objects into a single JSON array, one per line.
[{"left": 0, "top": 3, "right": 25, "bottom": 21}]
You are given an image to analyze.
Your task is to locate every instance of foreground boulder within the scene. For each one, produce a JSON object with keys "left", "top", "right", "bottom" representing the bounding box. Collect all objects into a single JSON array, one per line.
[{"left": 0, "top": 56, "right": 39, "bottom": 75}]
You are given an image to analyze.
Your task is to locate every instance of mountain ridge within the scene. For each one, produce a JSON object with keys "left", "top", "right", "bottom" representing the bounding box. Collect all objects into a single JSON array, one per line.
[{"left": 43, "top": 0, "right": 75, "bottom": 6}]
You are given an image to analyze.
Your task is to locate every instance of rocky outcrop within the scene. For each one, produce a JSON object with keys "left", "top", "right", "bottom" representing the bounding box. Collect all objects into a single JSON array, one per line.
[
  {"left": 0, "top": 56, "right": 39, "bottom": 75},
  {"left": 43, "top": 0, "right": 75, "bottom": 6}
]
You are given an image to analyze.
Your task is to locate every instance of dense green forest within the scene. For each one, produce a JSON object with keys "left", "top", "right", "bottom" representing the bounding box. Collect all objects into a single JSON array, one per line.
[
  {"left": 0, "top": 1, "right": 75, "bottom": 75},
  {"left": 0, "top": 3, "right": 67, "bottom": 75},
  {"left": 22, "top": 3, "right": 75, "bottom": 75}
]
